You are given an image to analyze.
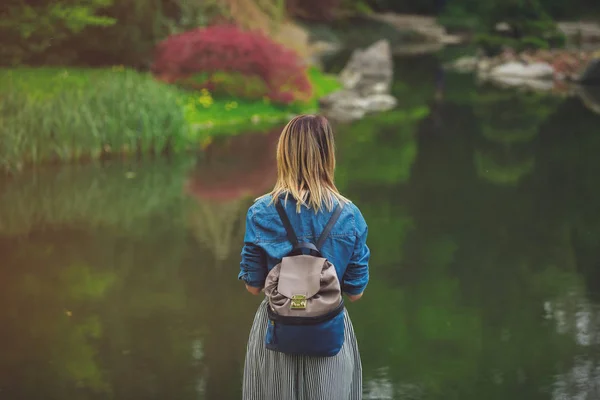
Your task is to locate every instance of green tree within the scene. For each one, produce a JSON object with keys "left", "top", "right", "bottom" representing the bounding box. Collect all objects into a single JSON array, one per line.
[
  {"left": 1, "top": 0, "right": 116, "bottom": 65},
  {"left": 474, "top": 0, "right": 565, "bottom": 55}
]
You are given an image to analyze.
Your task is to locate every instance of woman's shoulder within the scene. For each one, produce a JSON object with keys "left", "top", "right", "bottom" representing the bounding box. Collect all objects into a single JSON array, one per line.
[
  {"left": 247, "top": 194, "right": 365, "bottom": 224},
  {"left": 341, "top": 199, "right": 366, "bottom": 229},
  {"left": 245, "top": 194, "right": 274, "bottom": 222},
  {"left": 249, "top": 194, "right": 273, "bottom": 211}
]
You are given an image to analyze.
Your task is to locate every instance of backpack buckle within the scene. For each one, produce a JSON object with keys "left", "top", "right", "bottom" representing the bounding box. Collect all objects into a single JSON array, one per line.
[{"left": 291, "top": 295, "right": 307, "bottom": 310}]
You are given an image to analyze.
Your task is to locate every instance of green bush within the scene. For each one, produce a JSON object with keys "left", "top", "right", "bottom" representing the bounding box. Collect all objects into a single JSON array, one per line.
[{"left": 474, "top": 34, "right": 517, "bottom": 56}]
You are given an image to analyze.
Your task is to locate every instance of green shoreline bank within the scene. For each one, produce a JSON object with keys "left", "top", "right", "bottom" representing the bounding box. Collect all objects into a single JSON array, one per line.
[{"left": 0, "top": 67, "right": 340, "bottom": 173}]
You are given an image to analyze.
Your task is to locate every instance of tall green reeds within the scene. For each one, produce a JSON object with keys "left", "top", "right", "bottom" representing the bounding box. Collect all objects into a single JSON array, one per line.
[{"left": 0, "top": 68, "right": 189, "bottom": 172}]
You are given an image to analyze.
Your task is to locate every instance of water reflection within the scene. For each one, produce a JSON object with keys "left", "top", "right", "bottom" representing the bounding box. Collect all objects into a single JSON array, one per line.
[
  {"left": 185, "top": 128, "right": 279, "bottom": 262},
  {"left": 0, "top": 56, "right": 599, "bottom": 399}
]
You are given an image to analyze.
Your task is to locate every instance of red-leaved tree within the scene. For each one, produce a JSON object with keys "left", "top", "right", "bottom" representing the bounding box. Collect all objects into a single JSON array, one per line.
[{"left": 151, "top": 25, "right": 312, "bottom": 104}]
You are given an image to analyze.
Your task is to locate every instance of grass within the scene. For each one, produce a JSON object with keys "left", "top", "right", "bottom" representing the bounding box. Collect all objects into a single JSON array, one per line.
[{"left": 0, "top": 66, "right": 341, "bottom": 172}]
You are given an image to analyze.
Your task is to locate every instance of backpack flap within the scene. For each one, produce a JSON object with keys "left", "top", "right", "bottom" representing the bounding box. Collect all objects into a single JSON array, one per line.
[{"left": 278, "top": 255, "right": 324, "bottom": 301}]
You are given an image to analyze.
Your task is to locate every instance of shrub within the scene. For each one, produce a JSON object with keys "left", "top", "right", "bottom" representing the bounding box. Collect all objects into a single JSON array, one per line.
[{"left": 151, "top": 25, "right": 312, "bottom": 104}]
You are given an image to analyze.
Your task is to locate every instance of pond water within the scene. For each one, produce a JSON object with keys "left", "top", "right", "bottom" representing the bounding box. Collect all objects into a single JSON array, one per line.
[{"left": 1, "top": 53, "right": 600, "bottom": 400}]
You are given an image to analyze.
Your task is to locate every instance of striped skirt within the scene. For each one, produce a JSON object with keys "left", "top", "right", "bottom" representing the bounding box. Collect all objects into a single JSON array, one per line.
[{"left": 242, "top": 299, "right": 362, "bottom": 400}]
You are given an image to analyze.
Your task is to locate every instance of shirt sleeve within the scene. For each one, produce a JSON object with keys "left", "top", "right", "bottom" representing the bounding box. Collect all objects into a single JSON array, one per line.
[
  {"left": 238, "top": 207, "right": 267, "bottom": 288},
  {"left": 342, "top": 206, "right": 370, "bottom": 295}
]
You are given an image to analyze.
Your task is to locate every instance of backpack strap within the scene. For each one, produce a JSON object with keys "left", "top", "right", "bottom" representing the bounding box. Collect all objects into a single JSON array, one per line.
[
  {"left": 316, "top": 202, "right": 345, "bottom": 250},
  {"left": 275, "top": 200, "right": 298, "bottom": 245},
  {"left": 276, "top": 200, "right": 321, "bottom": 254},
  {"left": 276, "top": 199, "right": 345, "bottom": 254}
]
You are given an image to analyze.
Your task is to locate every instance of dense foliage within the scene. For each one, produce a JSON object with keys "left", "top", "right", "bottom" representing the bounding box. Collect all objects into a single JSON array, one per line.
[
  {"left": 151, "top": 25, "right": 312, "bottom": 104},
  {"left": 474, "top": 0, "right": 566, "bottom": 55},
  {"left": 3, "top": 0, "right": 599, "bottom": 67},
  {"left": 1, "top": 0, "right": 117, "bottom": 66}
]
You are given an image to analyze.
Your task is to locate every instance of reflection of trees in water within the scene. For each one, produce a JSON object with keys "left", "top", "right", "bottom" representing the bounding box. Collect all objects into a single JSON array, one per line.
[
  {"left": 342, "top": 90, "right": 600, "bottom": 398},
  {"left": 0, "top": 219, "right": 203, "bottom": 399},
  {"left": 187, "top": 198, "right": 248, "bottom": 262},
  {"left": 185, "top": 128, "right": 280, "bottom": 263},
  {"left": 336, "top": 108, "right": 427, "bottom": 190},
  {"left": 0, "top": 158, "right": 192, "bottom": 236},
  {"left": 472, "top": 88, "right": 560, "bottom": 186},
  {"left": 553, "top": 356, "right": 600, "bottom": 400},
  {"left": 531, "top": 100, "right": 600, "bottom": 400},
  {"left": 474, "top": 148, "right": 535, "bottom": 185},
  {"left": 547, "top": 289, "right": 600, "bottom": 400},
  {"left": 0, "top": 235, "right": 116, "bottom": 396}
]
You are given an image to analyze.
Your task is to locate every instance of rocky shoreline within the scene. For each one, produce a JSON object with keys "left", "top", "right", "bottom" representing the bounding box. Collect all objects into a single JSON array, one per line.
[
  {"left": 449, "top": 48, "right": 600, "bottom": 85},
  {"left": 447, "top": 48, "right": 600, "bottom": 115}
]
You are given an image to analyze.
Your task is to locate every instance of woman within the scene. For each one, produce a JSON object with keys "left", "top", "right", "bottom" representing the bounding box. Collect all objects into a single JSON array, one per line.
[{"left": 238, "top": 114, "right": 370, "bottom": 399}]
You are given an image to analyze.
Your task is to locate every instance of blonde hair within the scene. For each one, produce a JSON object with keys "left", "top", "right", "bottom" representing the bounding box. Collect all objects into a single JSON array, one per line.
[{"left": 265, "top": 114, "right": 348, "bottom": 212}]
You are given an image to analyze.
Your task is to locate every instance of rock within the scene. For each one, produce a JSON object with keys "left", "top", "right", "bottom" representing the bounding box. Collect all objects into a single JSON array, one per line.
[
  {"left": 319, "top": 91, "right": 397, "bottom": 118},
  {"left": 489, "top": 61, "right": 555, "bottom": 80},
  {"left": 477, "top": 58, "right": 493, "bottom": 73},
  {"left": 363, "top": 94, "right": 398, "bottom": 113},
  {"left": 319, "top": 90, "right": 368, "bottom": 123},
  {"left": 447, "top": 56, "right": 479, "bottom": 73},
  {"left": 339, "top": 40, "right": 393, "bottom": 96},
  {"left": 495, "top": 22, "right": 511, "bottom": 32},
  {"left": 320, "top": 40, "right": 398, "bottom": 122},
  {"left": 576, "top": 85, "right": 600, "bottom": 115},
  {"left": 487, "top": 75, "right": 555, "bottom": 92},
  {"left": 573, "top": 57, "right": 600, "bottom": 84}
]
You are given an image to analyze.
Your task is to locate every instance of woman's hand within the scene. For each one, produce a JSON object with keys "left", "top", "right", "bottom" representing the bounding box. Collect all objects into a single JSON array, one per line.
[
  {"left": 245, "top": 284, "right": 262, "bottom": 296},
  {"left": 347, "top": 292, "right": 363, "bottom": 302}
]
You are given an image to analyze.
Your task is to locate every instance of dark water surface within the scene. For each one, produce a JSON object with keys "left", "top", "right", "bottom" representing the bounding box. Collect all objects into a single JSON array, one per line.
[{"left": 1, "top": 54, "right": 600, "bottom": 399}]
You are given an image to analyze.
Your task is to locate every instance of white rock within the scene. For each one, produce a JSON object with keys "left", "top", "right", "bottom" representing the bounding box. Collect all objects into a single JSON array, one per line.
[
  {"left": 489, "top": 61, "right": 555, "bottom": 80},
  {"left": 319, "top": 90, "right": 369, "bottom": 122},
  {"left": 339, "top": 39, "right": 393, "bottom": 96},
  {"left": 363, "top": 94, "right": 398, "bottom": 113},
  {"left": 488, "top": 75, "right": 555, "bottom": 91}
]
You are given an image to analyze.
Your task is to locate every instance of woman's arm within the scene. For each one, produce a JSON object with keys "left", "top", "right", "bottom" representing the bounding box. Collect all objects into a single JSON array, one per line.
[
  {"left": 238, "top": 207, "right": 267, "bottom": 294},
  {"left": 347, "top": 293, "right": 363, "bottom": 302},
  {"left": 342, "top": 206, "right": 370, "bottom": 301},
  {"left": 245, "top": 284, "right": 262, "bottom": 295}
]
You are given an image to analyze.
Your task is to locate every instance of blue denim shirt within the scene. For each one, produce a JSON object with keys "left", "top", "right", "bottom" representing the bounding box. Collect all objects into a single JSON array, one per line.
[{"left": 238, "top": 195, "right": 370, "bottom": 295}]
